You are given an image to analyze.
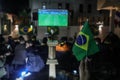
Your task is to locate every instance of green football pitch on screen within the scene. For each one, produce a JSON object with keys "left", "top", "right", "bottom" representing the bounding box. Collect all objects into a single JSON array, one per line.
[{"left": 38, "top": 9, "right": 68, "bottom": 27}]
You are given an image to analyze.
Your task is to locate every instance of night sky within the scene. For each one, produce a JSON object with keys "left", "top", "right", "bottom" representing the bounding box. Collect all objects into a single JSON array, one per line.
[{"left": 1, "top": 0, "right": 29, "bottom": 15}]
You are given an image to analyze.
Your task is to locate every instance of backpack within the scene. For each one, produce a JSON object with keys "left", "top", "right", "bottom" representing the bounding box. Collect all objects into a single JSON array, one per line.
[{"left": 26, "top": 54, "right": 45, "bottom": 72}]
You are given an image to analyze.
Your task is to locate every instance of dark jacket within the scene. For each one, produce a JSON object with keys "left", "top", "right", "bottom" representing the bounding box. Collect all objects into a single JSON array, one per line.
[
  {"left": 26, "top": 46, "right": 45, "bottom": 72},
  {"left": 12, "top": 44, "right": 27, "bottom": 65}
]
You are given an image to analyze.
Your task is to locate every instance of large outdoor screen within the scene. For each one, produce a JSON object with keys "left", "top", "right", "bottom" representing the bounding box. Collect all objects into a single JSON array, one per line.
[{"left": 38, "top": 9, "right": 68, "bottom": 27}]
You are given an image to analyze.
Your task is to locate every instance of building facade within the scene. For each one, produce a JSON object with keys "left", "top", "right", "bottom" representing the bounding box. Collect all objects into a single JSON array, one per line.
[
  {"left": 29, "top": 0, "right": 109, "bottom": 26},
  {"left": 28, "top": 0, "right": 110, "bottom": 40}
]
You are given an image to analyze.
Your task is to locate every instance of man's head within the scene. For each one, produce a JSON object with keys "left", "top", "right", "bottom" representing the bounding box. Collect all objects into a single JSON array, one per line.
[{"left": 19, "top": 36, "right": 25, "bottom": 44}]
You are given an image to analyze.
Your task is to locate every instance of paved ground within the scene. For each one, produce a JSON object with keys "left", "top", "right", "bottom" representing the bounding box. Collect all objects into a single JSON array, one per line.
[
  {"left": 14, "top": 65, "right": 49, "bottom": 80},
  {"left": 24, "top": 64, "right": 79, "bottom": 80}
]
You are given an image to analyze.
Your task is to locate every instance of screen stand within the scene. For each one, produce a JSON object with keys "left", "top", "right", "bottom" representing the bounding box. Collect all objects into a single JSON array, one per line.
[{"left": 46, "top": 40, "right": 58, "bottom": 79}]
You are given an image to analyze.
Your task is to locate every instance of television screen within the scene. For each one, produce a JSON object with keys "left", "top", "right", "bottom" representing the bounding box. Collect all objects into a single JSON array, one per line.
[{"left": 38, "top": 9, "right": 68, "bottom": 27}]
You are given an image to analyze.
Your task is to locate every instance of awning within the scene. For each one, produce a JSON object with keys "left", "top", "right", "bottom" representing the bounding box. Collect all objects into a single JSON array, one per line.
[
  {"left": 97, "top": 0, "right": 120, "bottom": 10},
  {"left": 97, "top": 0, "right": 120, "bottom": 32}
]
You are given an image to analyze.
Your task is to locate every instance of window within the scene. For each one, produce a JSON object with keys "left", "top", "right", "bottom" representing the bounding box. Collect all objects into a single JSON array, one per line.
[
  {"left": 87, "top": 4, "right": 92, "bottom": 13},
  {"left": 65, "top": 3, "right": 70, "bottom": 10},
  {"left": 58, "top": 3, "right": 62, "bottom": 9},
  {"left": 79, "top": 4, "right": 83, "bottom": 13}
]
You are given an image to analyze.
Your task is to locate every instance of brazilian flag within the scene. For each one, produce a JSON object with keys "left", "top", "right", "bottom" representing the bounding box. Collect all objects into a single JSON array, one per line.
[
  {"left": 47, "top": 27, "right": 59, "bottom": 35},
  {"left": 72, "top": 21, "right": 99, "bottom": 61},
  {"left": 19, "top": 24, "right": 33, "bottom": 35}
]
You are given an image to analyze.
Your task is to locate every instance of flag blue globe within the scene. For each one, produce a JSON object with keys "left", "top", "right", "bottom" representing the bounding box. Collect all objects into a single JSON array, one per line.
[
  {"left": 24, "top": 27, "right": 28, "bottom": 32},
  {"left": 76, "top": 35, "right": 87, "bottom": 45}
]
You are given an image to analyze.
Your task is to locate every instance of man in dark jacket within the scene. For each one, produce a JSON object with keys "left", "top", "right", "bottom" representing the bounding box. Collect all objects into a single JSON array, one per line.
[{"left": 12, "top": 36, "right": 27, "bottom": 71}]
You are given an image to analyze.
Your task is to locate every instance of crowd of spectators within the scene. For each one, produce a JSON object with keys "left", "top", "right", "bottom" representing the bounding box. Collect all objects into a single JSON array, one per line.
[{"left": 0, "top": 32, "right": 120, "bottom": 80}]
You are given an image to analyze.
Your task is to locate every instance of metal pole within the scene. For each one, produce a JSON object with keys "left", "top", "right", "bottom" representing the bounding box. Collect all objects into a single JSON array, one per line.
[{"left": 109, "top": 9, "right": 112, "bottom": 32}]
